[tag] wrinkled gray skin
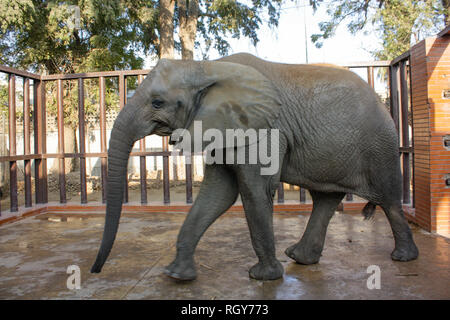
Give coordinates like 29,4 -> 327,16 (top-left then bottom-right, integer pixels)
91,53 -> 418,281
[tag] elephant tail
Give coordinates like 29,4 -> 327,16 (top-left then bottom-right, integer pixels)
362,202 -> 377,220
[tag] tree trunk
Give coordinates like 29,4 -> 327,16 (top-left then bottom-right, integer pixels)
179,0 -> 199,60
159,0 -> 175,58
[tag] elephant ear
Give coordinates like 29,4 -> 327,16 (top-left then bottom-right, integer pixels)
184,61 -> 282,150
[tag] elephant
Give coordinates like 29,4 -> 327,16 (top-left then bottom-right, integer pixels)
91,53 -> 418,281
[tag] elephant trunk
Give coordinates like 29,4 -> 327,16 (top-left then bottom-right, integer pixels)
91,103 -> 155,273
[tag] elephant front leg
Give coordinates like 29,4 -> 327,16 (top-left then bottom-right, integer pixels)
164,165 -> 239,281
236,167 -> 284,280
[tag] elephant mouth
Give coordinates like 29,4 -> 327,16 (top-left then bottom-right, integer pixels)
153,121 -> 174,136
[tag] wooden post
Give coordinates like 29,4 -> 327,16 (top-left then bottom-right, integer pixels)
399,61 -> 411,204
138,75 -> 148,204
78,78 -> 87,204
23,78 -> 32,207
99,77 -> 107,203
162,137 -> 170,204
57,79 -> 66,203
8,74 -> 18,211
118,74 -> 129,203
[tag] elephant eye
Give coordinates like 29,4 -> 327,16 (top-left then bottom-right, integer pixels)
152,98 -> 164,109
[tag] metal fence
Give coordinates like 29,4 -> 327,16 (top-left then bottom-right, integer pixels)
0,57 -> 414,215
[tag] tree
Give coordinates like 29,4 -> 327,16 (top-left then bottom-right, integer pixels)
310,0 -> 447,60
159,0 -> 176,58
1,0 -> 287,173
155,0 -> 285,60
0,0 -> 159,172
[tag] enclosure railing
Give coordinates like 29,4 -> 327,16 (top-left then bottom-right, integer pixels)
0,57 -> 414,216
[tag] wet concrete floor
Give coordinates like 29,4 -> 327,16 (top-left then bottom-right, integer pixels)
0,210 -> 449,299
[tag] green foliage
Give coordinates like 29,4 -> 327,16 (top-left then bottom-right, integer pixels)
0,1 -> 153,131
0,0 -> 157,73
310,0 -> 447,60
0,84 -> 8,114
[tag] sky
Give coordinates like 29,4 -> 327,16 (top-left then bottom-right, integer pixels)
198,1 -> 383,65
145,1 -> 388,92
143,1 -> 384,66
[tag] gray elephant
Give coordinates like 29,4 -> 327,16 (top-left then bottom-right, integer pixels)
91,53 -> 418,281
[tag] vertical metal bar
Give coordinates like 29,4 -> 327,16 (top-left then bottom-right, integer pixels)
277,183 -> 284,203
23,78 -> 32,207
57,79 -> 66,203
99,76 -> 107,203
78,78 -> 87,204
118,74 -> 129,203
162,137 -> 170,204
33,79 -> 47,204
299,188 -> 306,203
185,154 -> 193,204
400,60 -> 411,204
138,75 -> 147,204
8,74 -> 18,211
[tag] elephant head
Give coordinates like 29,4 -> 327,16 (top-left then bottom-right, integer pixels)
90,58 -> 281,273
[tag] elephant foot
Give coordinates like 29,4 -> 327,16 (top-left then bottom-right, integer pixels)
249,259 -> 284,280
391,242 -> 419,262
285,242 -> 322,265
163,258 -> 197,281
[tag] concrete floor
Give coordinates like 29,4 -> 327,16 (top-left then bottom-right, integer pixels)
0,210 -> 449,300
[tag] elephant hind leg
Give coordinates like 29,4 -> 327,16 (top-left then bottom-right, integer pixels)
381,202 -> 418,261
285,191 -> 345,264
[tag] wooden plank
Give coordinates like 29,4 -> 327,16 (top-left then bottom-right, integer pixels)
437,24 -> 450,37
341,61 -> 391,68
400,61 -> 411,204
162,137 -> 170,204
99,77 -> 107,204
57,79 -> 66,203
0,151 -> 175,162
389,64 -> 400,131
0,65 -> 40,80
400,61 -> 410,148
8,74 -> 18,212
78,78 -> 87,204
367,66 -> 374,88
33,80 -> 44,204
390,50 -> 411,66
41,69 -> 151,81
277,183 -> 284,203
119,74 -> 129,203
185,154 -> 193,204
23,78 -> 32,207
300,188 -> 306,203
137,75 -> 147,204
